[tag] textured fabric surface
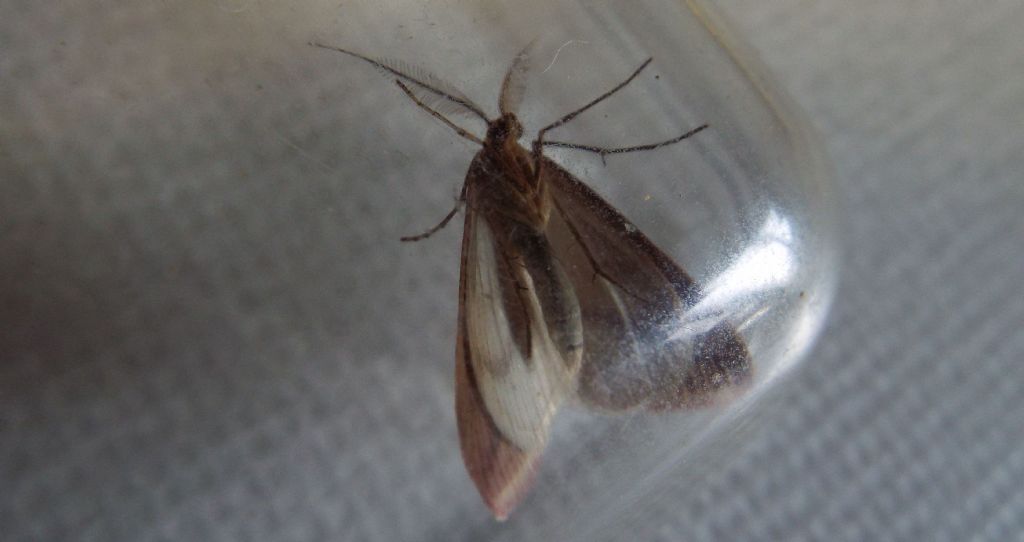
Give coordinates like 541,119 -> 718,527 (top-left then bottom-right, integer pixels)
3,1 -> 1023,541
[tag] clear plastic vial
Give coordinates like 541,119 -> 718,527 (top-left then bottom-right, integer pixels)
318,0 -> 838,539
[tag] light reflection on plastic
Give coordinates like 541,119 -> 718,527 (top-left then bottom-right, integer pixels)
707,208 -> 796,299
671,208 -> 797,341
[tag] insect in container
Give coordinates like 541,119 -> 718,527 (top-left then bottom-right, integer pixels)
313,41 -> 751,520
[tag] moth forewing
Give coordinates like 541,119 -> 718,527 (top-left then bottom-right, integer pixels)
462,214 -> 580,452
454,233 -> 541,521
541,158 -> 751,410
456,188 -> 581,520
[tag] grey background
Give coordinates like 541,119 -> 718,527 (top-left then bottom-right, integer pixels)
3,0 -> 1023,540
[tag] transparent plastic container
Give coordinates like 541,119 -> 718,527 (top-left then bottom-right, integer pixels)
314,0 -> 838,539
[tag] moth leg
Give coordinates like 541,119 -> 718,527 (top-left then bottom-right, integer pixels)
531,58 -> 653,181
400,205 -> 461,242
540,123 -> 708,165
401,182 -> 469,242
394,80 -> 484,145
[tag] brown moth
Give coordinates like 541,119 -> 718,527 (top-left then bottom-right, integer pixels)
313,42 -> 751,520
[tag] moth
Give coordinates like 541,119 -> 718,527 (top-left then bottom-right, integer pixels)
313,42 -> 751,519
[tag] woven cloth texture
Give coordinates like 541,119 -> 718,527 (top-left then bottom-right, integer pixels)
2,1 -> 1022,540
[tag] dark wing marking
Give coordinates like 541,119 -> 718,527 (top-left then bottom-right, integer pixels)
541,158 -> 751,411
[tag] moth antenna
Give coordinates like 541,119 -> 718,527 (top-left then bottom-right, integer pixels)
531,58 -> 653,181
311,41 -> 490,123
394,80 -> 484,145
499,40 -> 537,115
542,123 -> 709,162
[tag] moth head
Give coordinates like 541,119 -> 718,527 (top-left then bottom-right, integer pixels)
486,113 -> 524,145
